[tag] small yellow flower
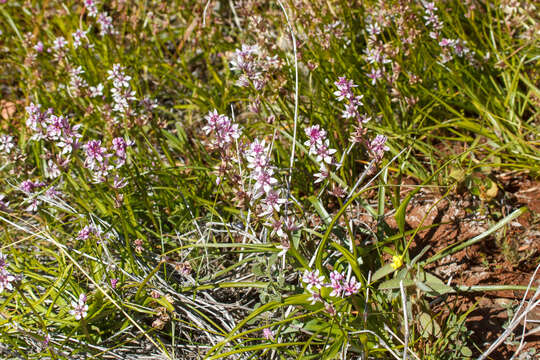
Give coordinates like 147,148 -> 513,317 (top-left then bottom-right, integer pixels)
391,255 -> 403,270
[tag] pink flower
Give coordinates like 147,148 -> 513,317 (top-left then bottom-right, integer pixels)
262,327 -> 274,340
307,290 -> 323,305
202,110 -> 221,134
0,252 -> 15,293
261,189 -> 286,215
216,119 -> 240,146
314,165 -> 329,183
84,0 -> 99,17
230,44 -> 259,74
302,269 -> 325,291
90,160 -> 113,183
0,135 -> 15,154
97,12 -> 115,36
203,110 -> 241,148
24,198 -> 41,212
314,140 -> 337,165
46,115 -> 63,140
46,159 -> 61,179
72,29 -> 88,48
252,168 -> 278,194
77,225 -> 98,240
267,219 -> 285,238
112,137 -> 129,166
52,36 -> 67,51
305,125 -> 337,178
0,252 -> 7,269
246,143 -> 270,170
328,271 -> 345,297
33,41 -> 44,52
110,278 -> 118,289
365,47 -> 386,64
358,114 -> 372,124
107,64 -> 131,88
368,135 -> 389,161
0,268 -> 15,293
325,304 -> 337,316
45,187 -> 60,199
342,276 -> 361,296
304,125 -> 327,147
367,68 -> 383,85
112,176 -> 128,189
69,293 -> 89,320
333,76 -> 358,102
439,38 -> 452,47
342,103 -> 359,119
366,23 -> 381,36
20,180 -> 38,193
422,1 -> 438,13
84,140 -> 108,168
89,83 -> 104,97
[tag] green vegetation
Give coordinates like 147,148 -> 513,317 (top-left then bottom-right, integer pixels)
0,0 -> 538,359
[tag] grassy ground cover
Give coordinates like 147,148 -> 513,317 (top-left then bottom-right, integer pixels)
0,0 -> 539,359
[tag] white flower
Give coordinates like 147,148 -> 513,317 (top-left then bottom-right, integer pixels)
89,83 -> 104,98
69,294 -> 89,320
0,135 -> 15,154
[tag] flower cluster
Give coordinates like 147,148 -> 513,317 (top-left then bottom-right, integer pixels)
69,293 -> 89,320
421,2 -> 475,64
48,35 -> 68,61
302,269 -> 361,305
334,77 -> 365,120
202,110 -> 241,150
33,41 -> 44,53
77,225 -> 101,240
368,134 -> 390,162
422,1 -> 443,35
26,102 -> 82,157
0,252 -> 15,294
97,12 -> 115,36
362,24 -> 392,87
245,139 -> 287,216
230,44 -> 279,91
332,77 -> 390,163
438,37 -> 473,64
19,179 -> 46,212
52,36 -> 68,52
83,1 -> 116,36
69,66 -> 88,96
72,28 -> 89,49
83,0 -> 99,17
304,125 -> 337,183
230,44 -> 265,90
83,137 -> 131,183
262,327 -> 274,340
107,64 -> 136,115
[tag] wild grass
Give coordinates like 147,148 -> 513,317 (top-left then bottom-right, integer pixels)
0,0 -> 538,359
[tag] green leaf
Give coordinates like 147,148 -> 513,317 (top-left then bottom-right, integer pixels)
418,312 -> 441,338
395,188 -> 419,235
330,243 -> 363,283
461,346 -> 473,357
308,196 -> 331,225
422,272 -> 454,295
378,278 -> 415,290
371,263 -> 396,283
